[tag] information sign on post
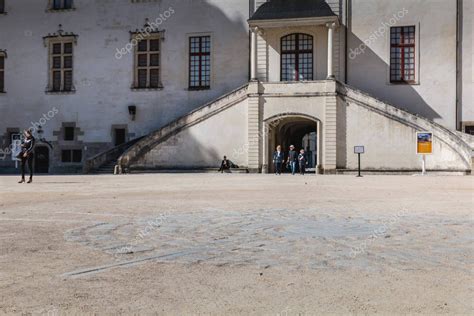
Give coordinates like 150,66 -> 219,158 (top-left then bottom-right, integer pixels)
354,146 -> 365,177
416,132 -> 433,175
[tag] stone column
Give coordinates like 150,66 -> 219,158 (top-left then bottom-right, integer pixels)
247,81 -> 261,172
326,22 -> 336,79
322,80 -> 337,173
250,27 -> 258,80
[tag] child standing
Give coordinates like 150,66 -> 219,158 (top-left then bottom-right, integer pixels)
298,149 -> 307,175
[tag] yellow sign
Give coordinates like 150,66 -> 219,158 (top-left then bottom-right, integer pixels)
417,132 -> 433,154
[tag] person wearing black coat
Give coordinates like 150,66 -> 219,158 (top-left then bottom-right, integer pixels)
298,149 -> 307,175
272,145 -> 284,175
18,129 -> 35,184
218,155 -> 239,173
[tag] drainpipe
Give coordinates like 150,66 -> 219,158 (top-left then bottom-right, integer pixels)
456,0 -> 463,131
344,0 -> 351,84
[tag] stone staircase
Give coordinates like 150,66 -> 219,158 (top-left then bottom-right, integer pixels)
91,160 -> 118,174
109,80 -> 472,174
117,83 -> 249,173
336,82 -> 473,173
83,136 -> 144,174
454,131 -> 474,173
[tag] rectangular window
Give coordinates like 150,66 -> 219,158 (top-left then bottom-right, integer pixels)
465,125 -> 474,135
52,0 -> 73,10
134,37 -> 161,89
0,55 -> 4,92
61,149 -> 82,163
64,127 -> 74,141
281,33 -> 313,81
61,150 -> 71,162
390,26 -> 416,83
189,36 -> 211,90
72,149 -> 82,162
0,0 -> 5,13
114,128 -> 126,146
49,41 -> 73,92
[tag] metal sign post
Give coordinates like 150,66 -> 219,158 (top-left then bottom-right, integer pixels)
354,146 -> 365,177
421,155 -> 426,175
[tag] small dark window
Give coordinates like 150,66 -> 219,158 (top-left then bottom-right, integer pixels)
52,43 -> 61,54
52,71 -> 61,91
52,0 -> 72,10
72,149 -> 82,162
61,150 -> 71,162
0,55 -> 4,92
64,127 -> 74,141
189,36 -> 211,90
465,125 -> 474,135
114,128 -> 126,146
390,26 -> 416,83
61,149 -> 81,163
0,0 -> 5,13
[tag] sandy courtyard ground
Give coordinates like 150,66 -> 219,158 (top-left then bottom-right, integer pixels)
0,173 -> 472,315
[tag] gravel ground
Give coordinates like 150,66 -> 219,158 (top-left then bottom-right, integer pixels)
0,173 -> 472,314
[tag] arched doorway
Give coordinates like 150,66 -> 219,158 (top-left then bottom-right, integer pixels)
34,146 -> 49,174
265,115 -> 321,173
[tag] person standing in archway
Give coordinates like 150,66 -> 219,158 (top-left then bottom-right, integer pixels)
287,145 -> 297,175
298,149 -> 307,175
272,145 -> 284,175
18,129 -> 35,184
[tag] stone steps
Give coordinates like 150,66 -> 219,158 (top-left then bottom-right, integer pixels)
129,168 -> 250,174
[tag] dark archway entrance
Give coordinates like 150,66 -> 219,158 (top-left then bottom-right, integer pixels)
266,116 -> 320,173
34,146 -> 49,174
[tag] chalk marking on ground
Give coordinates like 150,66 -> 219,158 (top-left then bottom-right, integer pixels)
54,211 -> 134,218
0,218 -> 89,223
62,250 -> 196,278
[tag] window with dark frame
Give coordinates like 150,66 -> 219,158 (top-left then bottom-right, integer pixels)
465,125 -> 474,135
61,149 -> 82,163
50,41 -> 73,92
0,0 -> 5,14
134,38 -> 160,89
0,55 -> 4,92
64,127 -> 74,141
189,36 -> 211,90
281,33 -> 313,82
52,0 -> 73,10
390,26 -> 416,83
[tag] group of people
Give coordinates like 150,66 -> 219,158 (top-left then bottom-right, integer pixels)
17,129 -> 309,180
273,145 -> 308,175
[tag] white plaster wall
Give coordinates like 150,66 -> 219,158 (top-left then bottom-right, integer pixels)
138,98 -> 248,168
0,0 -> 250,145
347,0 -> 458,129
262,96 -> 326,122
344,100 -> 469,170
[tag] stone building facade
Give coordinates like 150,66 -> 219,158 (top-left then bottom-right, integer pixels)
0,0 -> 472,174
